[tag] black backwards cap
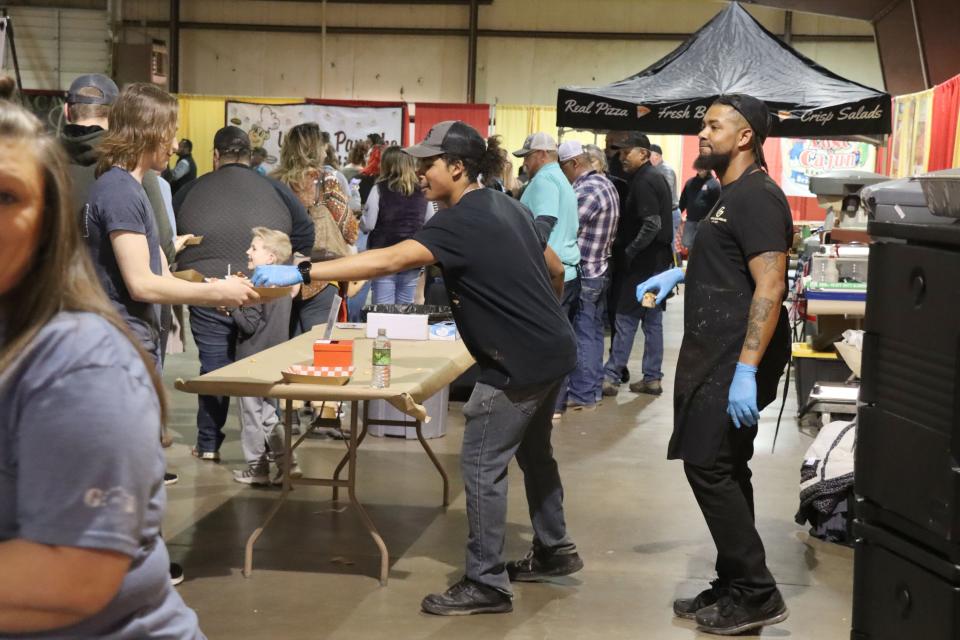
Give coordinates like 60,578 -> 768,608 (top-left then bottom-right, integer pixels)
404,120 -> 486,161
714,93 -> 772,168
66,74 -> 119,105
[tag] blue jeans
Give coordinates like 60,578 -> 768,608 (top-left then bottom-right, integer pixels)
371,267 -> 421,304
553,276 -> 581,412
189,305 -> 237,453
347,231 -> 372,321
567,275 -> 608,406
603,307 -> 664,385
462,380 -> 575,594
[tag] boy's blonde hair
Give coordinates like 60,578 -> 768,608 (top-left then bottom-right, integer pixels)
251,227 -> 293,264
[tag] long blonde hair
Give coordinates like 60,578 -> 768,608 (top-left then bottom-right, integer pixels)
0,101 -> 167,422
378,145 -> 418,196
96,83 -> 178,176
271,122 -> 325,193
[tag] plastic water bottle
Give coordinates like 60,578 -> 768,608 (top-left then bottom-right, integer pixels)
372,328 -> 391,388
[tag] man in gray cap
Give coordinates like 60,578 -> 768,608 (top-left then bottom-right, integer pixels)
514,132 -> 581,418
637,94 -> 791,635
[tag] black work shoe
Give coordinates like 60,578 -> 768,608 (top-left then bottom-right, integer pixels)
673,579 -> 727,619
506,547 -> 584,582
629,379 -> 663,395
601,380 -> 619,397
695,591 -> 789,636
421,577 -> 513,616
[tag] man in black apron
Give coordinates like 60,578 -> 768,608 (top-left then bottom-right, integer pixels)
637,94 -> 792,636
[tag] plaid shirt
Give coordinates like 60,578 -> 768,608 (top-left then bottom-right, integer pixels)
573,170 -> 620,279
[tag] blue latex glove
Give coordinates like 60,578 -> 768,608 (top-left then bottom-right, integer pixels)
636,267 -> 685,305
251,265 -> 303,287
727,362 -> 759,429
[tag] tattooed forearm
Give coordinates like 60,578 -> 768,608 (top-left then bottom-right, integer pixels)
744,297 -> 776,351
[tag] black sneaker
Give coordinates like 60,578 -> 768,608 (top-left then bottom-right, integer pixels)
421,577 -> 513,616
695,591 -> 789,636
170,562 -> 184,587
506,546 -> 584,582
163,472 -> 179,486
673,579 -> 727,619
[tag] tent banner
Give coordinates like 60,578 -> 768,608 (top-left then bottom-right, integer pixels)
779,139 -> 877,197
225,100 -> 404,169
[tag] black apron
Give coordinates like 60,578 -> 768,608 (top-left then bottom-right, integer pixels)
667,167 -> 790,467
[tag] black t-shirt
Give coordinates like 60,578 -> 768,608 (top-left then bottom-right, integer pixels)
84,168 -> 163,353
686,168 -> 793,295
680,174 -> 722,223
413,189 -> 576,390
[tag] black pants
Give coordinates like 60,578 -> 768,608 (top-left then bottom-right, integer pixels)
683,426 -> 778,603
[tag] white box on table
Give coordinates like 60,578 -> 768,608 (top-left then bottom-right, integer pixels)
367,386 -> 448,440
365,313 -> 429,340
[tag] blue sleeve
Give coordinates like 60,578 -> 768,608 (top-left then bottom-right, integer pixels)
96,191 -> 148,237
520,178 -> 560,220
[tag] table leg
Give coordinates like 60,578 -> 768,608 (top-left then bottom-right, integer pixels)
345,400 -> 390,585
415,421 -> 449,507
243,399 -> 294,577
333,401 -> 370,503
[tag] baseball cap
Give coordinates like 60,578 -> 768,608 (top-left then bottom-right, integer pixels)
66,74 -> 119,105
714,94 -> 771,143
213,126 -> 251,154
558,140 -> 584,162
404,120 -> 486,160
608,131 -> 651,151
649,144 -> 663,155
513,132 -> 558,157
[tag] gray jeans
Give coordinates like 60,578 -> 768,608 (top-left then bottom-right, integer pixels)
236,396 -> 294,468
462,379 -> 575,594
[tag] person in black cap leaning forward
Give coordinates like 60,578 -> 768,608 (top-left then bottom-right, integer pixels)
637,94 -> 792,635
252,121 -> 583,615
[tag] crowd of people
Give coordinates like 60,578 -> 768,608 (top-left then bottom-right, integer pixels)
0,69 -> 791,637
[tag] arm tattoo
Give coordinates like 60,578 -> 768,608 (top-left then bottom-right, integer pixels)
756,251 -> 784,275
744,297 -> 776,351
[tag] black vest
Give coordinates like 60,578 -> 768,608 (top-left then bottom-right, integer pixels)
367,183 -> 427,250
171,153 -> 197,194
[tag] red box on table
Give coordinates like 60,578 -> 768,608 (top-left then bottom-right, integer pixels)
313,340 -> 354,369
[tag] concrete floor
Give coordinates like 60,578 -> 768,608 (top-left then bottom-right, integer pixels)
160,296 -> 853,639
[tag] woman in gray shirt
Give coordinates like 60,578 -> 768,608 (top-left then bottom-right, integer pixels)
0,99 -> 203,637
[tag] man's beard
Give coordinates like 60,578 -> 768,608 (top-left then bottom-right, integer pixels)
697,148 -> 731,175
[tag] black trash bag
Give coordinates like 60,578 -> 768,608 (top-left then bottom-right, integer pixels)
361,304 -> 453,324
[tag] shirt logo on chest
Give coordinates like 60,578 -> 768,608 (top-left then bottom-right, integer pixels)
709,205 -> 728,224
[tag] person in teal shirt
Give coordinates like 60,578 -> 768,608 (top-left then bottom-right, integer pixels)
514,132 -> 581,419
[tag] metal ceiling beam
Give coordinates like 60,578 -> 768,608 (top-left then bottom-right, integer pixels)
120,20 -> 874,42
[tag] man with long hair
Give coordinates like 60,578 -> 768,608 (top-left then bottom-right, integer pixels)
638,94 -> 792,635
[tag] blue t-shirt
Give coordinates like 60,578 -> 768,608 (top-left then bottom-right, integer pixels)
0,311 -> 203,638
520,162 -> 581,282
84,167 -> 163,354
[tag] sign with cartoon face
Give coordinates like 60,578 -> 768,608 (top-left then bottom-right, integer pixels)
780,139 -> 877,197
226,101 -> 404,171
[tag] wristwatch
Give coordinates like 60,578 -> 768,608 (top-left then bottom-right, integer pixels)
296,260 -> 312,285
